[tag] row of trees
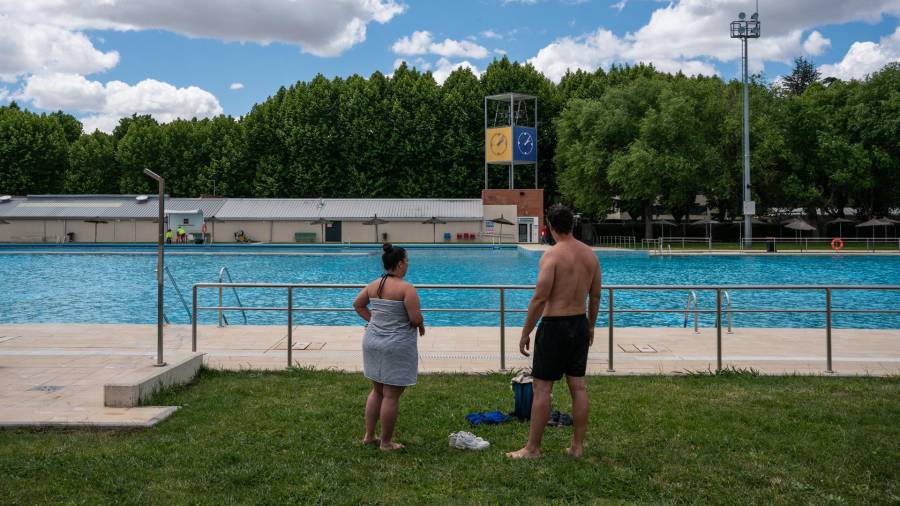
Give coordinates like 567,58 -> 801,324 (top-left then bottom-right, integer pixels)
1,57 -> 898,235
557,59 -> 900,235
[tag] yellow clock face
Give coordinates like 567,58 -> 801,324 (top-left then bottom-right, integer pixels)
486,127 -> 512,162
490,132 -> 507,155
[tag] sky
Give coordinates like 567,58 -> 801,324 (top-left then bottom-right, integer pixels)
1,0 -> 898,133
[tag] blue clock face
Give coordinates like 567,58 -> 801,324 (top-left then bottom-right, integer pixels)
517,131 -> 534,155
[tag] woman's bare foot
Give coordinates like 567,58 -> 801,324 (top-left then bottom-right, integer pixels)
505,447 -> 541,459
361,437 -> 380,446
565,446 -> 583,458
379,441 -> 405,451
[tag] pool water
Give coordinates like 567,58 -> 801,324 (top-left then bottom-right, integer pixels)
1,246 -> 898,328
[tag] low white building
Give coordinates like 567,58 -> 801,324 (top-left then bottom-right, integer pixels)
0,194 -> 534,244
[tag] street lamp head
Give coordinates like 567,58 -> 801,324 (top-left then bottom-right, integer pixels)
738,11 -> 746,19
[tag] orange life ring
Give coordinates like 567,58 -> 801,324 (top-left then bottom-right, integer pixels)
201,223 -> 208,234
831,237 -> 844,251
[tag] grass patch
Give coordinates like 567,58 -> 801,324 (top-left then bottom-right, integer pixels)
1,369 -> 898,504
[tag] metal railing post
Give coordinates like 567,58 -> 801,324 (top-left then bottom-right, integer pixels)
499,288 -> 506,371
826,288 -> 833,374
716,288 -> 723,372
218,286 -> 224,327
192,284 -> 198,352
287,287 -> 293,368
607,288 -> 615,373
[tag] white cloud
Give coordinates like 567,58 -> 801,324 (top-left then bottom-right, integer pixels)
820,27 -> 900,80
0,87 -> 9,102
481,30 -> 502,39
528,28 -> 630,82
803,30 -> 831,55
432,58 -> 481,84
0,0 -> 406,57
392,31 -> 434,55
19,73 -> 223,133
529,0 -> 900,82
0,17 -> 119,82
611,0 -> 627,11
502,0 -> 538,4
229,82 -> 244,90
392,31 -> 489,59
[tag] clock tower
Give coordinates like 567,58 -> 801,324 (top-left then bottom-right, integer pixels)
484,93 -> 538,190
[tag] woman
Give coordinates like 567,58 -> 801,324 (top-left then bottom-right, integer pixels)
353,243 -> 425,451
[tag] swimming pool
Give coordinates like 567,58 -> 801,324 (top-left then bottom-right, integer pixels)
1,245 -> 898,328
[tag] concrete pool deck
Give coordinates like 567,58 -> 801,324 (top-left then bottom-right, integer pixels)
1,324 -> 898,428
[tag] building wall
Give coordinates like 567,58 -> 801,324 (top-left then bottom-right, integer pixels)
213,221 -> 272,243
272,221 -> 321,242
481,189 -> 544,222
0,218 -> 488,243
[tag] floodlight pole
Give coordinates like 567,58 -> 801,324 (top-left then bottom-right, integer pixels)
731,11 -> 760,248
143,168 -> 166,367
742,35 -> 751,247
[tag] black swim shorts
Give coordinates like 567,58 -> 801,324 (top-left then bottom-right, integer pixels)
532,314 -> 591,381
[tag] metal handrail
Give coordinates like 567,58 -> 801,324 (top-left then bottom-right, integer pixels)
683,290 -> 699,333
162,265 -> 192,322
217,266 -> 248,326
723,290 -> 733,334
190,283 -> 900,373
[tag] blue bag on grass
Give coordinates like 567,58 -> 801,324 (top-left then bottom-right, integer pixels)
511,371 -> 534,421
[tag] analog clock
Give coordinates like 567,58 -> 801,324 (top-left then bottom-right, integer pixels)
517,131 -> 534,155
490,132 -> 508,155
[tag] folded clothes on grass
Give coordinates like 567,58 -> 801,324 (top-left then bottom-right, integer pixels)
465,411 -> 512,426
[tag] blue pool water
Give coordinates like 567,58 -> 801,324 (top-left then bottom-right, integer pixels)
1,245 -> 898,328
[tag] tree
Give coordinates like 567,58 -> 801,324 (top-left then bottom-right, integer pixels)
64,131 -> 117,193
0,105 -> 69,194
782,56 -> 821,96
115,115 -> 162,194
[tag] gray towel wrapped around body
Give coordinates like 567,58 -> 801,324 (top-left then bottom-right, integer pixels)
363,298 -> 418,387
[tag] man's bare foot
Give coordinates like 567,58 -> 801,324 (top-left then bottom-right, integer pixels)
379,441 -> 405,451
505,447 -> 541,459
565,446 -> 583,458
361,437 -> 379,446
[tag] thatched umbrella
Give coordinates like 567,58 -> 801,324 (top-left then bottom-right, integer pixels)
856,218 -> 890,239
785,219 -> 816,239
84,218 -> 109,243
309,217 -> 330,243
827,217 -> 855,237
652,219 -> 676,239
690,217 -> 720,241
490,214 -> 515,244
422,216 -> 446,243
363,214 -> 389,243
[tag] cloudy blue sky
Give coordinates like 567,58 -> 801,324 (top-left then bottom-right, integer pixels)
1,0 -> 897,132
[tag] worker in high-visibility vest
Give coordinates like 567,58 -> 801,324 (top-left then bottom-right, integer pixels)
165,228 -> 173,244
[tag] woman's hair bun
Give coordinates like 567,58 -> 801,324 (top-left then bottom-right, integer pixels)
382,243 -> 393,252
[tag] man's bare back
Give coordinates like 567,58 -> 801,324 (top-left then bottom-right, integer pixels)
541,238 -> 600,317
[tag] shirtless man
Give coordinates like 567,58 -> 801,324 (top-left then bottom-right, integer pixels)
506,204 -> 601,459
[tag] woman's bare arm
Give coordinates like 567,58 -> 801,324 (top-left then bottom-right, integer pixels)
352,286 -> 371,322
403,284 -> 425,335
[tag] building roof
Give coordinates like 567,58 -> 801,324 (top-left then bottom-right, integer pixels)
0,195 -> 226,220
215,198 -> 483,221
0,195 -> 484,221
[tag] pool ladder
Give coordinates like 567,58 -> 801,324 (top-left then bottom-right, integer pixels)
160,265 -> 192,325
683,290 -> 732,334
217,266 -> 248,327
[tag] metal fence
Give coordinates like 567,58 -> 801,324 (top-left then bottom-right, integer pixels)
190,283 -> 900,373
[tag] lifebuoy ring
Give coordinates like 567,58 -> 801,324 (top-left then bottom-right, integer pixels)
831,237 -> 844,251
201,223 -> 208,234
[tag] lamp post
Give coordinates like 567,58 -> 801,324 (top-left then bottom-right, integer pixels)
730,9 -> 760,247
143,169 -> 166,367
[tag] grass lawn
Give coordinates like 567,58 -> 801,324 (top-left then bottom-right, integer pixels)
2,369 -> 898,505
